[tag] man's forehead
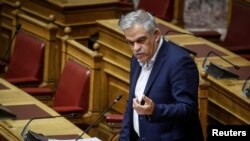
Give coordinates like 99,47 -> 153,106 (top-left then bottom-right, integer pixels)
124,26 -> 148,41
126,35 -> 146,42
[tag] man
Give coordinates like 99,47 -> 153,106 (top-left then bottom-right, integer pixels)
118,10 -> 203,141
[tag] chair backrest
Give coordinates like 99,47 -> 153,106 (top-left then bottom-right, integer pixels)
5,31 -> 45,81
137,0 -> 174,21
223,0 -> 250,47
53,59 -> 90,113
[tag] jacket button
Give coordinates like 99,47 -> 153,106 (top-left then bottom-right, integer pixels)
140,137 -> 145,140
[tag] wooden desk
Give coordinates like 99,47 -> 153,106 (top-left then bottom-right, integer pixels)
0,78 -> 89,140
197,57 -> 250,124
2,0 -> 126,39
167,33 -> 250,124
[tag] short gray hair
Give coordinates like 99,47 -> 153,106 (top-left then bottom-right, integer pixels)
118,10 -> 158,35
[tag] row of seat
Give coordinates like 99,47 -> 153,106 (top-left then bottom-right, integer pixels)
0,31 -> 91,124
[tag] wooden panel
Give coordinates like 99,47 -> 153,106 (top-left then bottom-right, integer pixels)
198,79 -> 209,139
208,101 -> 247,124
0,122 -> 20,141
97,27 -> 131,115
208,78 -> 250,124
105,68 -> 129,113
172,0 -> 185,27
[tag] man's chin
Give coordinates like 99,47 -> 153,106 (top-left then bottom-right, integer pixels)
135,55 -> 147,62
138,59 -> 147,63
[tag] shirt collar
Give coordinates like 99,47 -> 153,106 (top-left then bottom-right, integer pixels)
138,37 -> 163,69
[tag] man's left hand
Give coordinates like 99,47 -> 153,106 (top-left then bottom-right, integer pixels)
133,95 -> 154,115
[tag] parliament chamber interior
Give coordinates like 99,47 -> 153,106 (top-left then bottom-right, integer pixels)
0,0 -> 249,141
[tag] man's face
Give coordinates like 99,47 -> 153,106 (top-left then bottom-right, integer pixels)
124,24 -> 160,63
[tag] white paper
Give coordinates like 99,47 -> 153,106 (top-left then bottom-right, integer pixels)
48,137 -> 101,141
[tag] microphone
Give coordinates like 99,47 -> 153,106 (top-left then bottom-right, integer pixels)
21,115 -> 63,141
1,23 -> 22,63
202,51 -> 240,79
242,75 -> 250,98
76,94 -> 123,141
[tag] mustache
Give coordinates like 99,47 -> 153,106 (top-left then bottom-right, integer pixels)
134,50 -> 145,55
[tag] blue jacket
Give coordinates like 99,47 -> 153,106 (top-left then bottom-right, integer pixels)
119,39 -> 204,141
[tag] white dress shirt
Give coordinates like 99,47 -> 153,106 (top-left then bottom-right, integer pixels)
133,37 -> 163,136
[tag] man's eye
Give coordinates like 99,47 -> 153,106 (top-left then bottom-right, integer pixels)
137,38 -> 146,44
127,37 -> 146,46
128,41 -> 134,46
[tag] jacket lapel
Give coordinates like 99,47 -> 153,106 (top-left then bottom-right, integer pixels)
144,40 -> 168,96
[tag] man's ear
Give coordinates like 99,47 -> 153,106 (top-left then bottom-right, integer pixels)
154,28 -> 161,43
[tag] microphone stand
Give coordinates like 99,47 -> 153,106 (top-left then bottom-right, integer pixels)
202,51 -> 240,79
0,23 -> 22,64
76,94 -> 123,141
21,115 -> 62,139
242,75 -> 250,98
202,51 -> 240,70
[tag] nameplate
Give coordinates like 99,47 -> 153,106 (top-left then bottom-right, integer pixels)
5,104 -> 51,120
227,66 -> 250,80
48,134 -> 80,139
183,44 -> 227,58
158,23 -> 180,35
0,83 -> 8,90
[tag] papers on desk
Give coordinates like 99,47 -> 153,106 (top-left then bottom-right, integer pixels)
49,137 -> 101,141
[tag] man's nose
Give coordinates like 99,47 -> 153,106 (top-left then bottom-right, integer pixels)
133,42 -> 140,51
